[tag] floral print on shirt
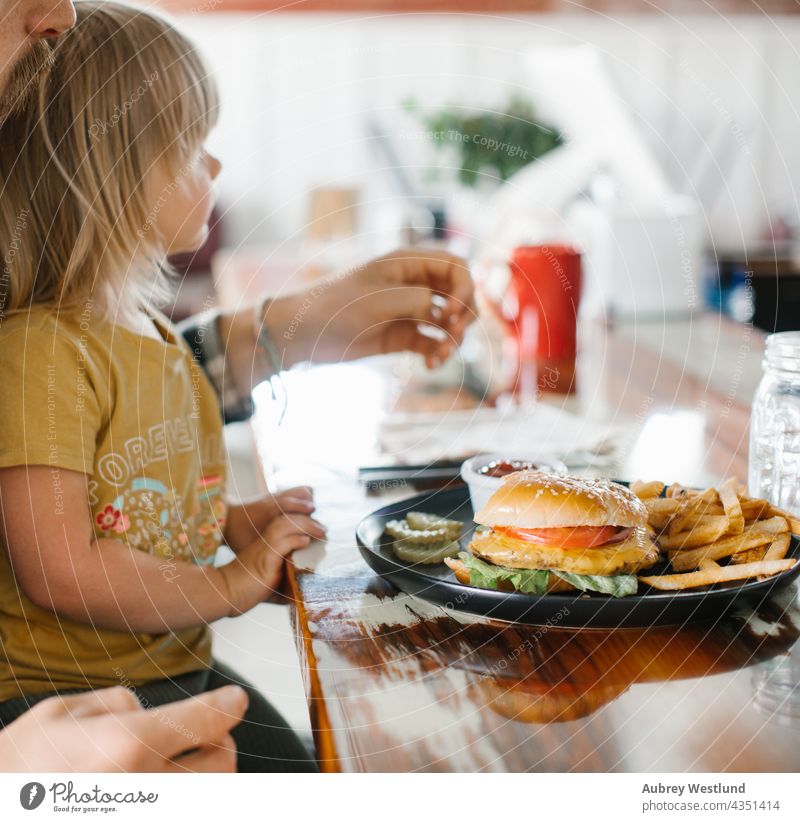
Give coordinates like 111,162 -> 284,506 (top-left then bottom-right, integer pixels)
93,475 -> 226,565
95,504 -> 130,534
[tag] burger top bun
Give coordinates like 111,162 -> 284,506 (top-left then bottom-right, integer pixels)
474,471 -> 648,530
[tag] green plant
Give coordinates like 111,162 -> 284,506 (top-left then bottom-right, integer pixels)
405,95 -> 563,187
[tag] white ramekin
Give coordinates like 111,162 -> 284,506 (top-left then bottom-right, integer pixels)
460,453 -> 568,515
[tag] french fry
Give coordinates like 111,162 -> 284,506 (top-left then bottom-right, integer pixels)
659,515 -> 730,549
718,477 -> 744,534
689,514 -> 735,528
668,488 -> 718,536
642,496 -> 680,533
669,517 -> 788,571
631,480 -> 665,500
647,513 -> 672,531
640,559 -> 797,590
728,545 -> 768,565
644,497 -> 682,515
666,483 -> 691,499
635,478 -> 796,590
669,512 -> 741,535
742,515 -> 790,535
767,504 -> 800,536
764,532 -> 791,561
662,498 -> 769,520
740,498 -> 772,521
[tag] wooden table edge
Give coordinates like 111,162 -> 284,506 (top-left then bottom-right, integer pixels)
286,563 -> 343,773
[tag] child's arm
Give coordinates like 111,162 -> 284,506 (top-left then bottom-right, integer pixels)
0,465 -> 317,633
224,486 -> 325,553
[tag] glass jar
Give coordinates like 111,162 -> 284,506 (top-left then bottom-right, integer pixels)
749,332 -> 800,513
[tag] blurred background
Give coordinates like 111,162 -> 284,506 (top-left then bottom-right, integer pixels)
161,0 -> 800,333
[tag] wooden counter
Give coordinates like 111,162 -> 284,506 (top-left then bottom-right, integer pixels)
251,313 -> 800,772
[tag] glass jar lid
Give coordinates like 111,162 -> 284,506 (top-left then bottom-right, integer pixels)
765,331 -> 800,373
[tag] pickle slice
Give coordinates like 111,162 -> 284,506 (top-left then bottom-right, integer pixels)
384,519 -> 450,545
391,539 -> 461,565
383,512 -> 464,565
406,511 -> 462,540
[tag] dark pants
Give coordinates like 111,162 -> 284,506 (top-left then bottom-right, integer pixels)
0,660 -> 318,773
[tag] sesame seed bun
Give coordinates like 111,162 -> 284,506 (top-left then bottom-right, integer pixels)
474,471 -> 648,530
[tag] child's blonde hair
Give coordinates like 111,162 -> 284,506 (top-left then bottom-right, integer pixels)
0,1 -> 219,320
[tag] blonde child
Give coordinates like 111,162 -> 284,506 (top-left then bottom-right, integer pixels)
0,1 -> 323,772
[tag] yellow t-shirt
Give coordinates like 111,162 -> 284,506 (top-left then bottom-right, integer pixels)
0,306 -> 227,701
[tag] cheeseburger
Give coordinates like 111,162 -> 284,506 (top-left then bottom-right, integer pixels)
445,471 -> 659,597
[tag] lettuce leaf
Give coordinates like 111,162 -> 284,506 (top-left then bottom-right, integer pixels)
457,552 -> 638,598
459,552 -> 550,594
552,570 -> 638,598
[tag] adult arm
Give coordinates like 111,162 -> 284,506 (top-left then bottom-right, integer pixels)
183,248 -> 475,409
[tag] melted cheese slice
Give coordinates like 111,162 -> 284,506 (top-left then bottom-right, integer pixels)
469,526 -> 659,576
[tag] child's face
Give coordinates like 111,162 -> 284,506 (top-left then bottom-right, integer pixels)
147,147 -> 221,255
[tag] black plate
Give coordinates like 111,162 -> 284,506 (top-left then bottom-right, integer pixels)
355,485 -> 800,627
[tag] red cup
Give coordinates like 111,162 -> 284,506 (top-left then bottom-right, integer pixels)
507,245 -> 582,395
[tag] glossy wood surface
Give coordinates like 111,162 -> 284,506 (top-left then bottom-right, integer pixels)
255,314 -> 800,772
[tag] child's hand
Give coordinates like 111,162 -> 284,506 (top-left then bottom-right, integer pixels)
223,486 -> 316,554
268,486 -> 315,518
220,511 -> 326,616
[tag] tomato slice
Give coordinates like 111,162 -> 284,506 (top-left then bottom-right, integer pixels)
495,525 -> 622,549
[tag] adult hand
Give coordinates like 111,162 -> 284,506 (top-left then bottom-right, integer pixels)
222,248 -> 476,394
287,249 -> 476,367
0,685 -> 247,772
